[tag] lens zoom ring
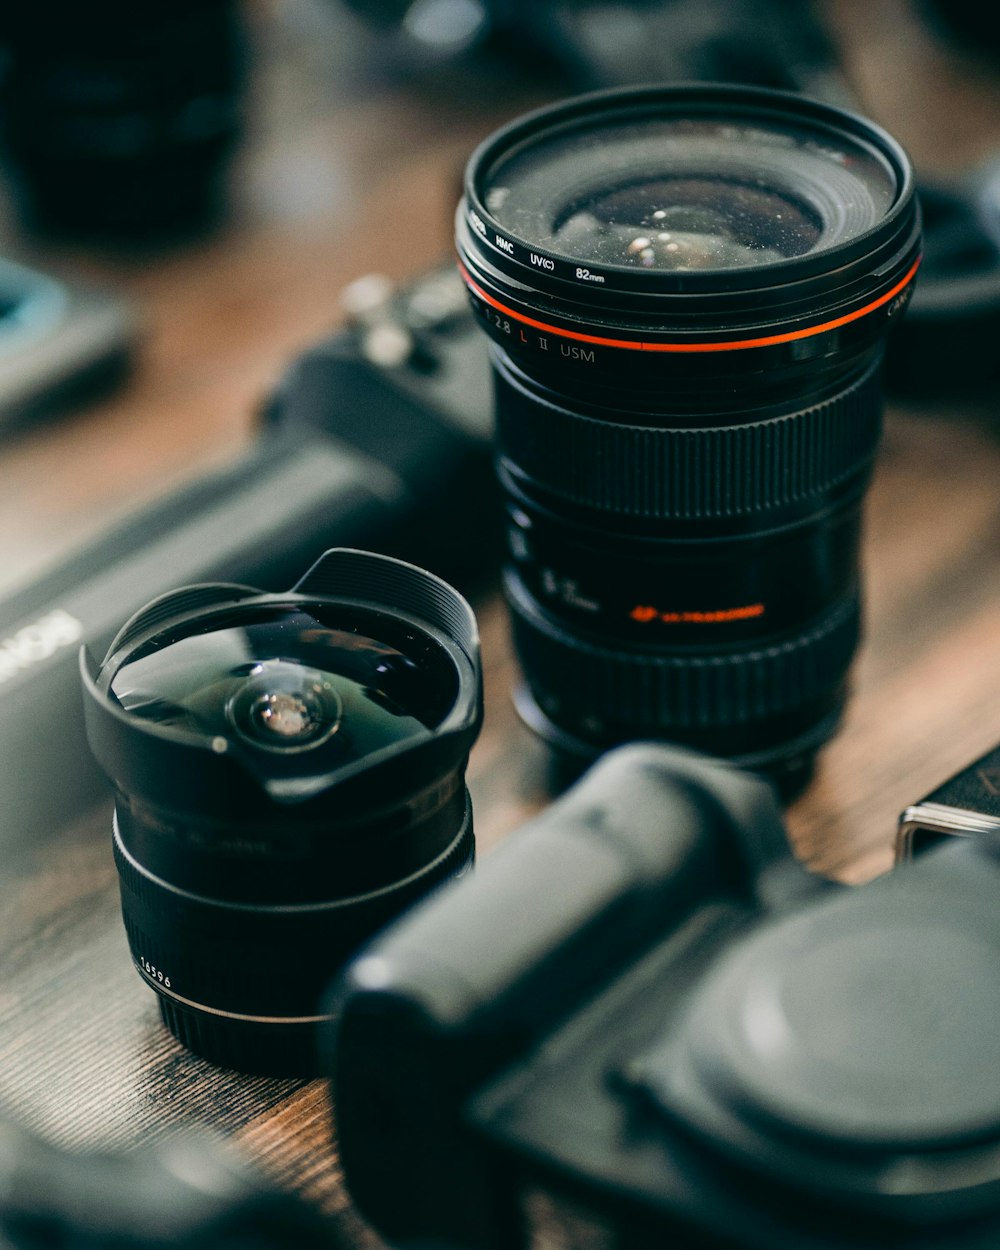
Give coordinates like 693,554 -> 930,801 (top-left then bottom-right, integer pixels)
507,576 -> 861,729
496,359 -> 882,520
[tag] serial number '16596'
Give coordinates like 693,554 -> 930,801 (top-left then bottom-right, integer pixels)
140,957 -> 172,988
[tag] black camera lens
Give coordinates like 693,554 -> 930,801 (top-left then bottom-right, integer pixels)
457,84 -> 920,782
0,1 -> 246,239
81,549 -> 481,1076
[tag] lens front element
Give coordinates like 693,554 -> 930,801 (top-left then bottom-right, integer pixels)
486,113 -> 895,273
109,604 -> 455,764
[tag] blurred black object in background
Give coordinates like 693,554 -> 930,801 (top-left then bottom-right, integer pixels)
0,1 -> 247,241
343,0 -> 849,99
918,0 -> 1000,59
897,736 -> 1000,861
0,1121 -> 341,1248
884,166 -> 1000,399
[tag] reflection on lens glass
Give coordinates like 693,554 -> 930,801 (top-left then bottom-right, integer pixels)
110,605 -> 456,762
226,660 -> 344,752
484,116 -> 895,271
554,177 -> 821,270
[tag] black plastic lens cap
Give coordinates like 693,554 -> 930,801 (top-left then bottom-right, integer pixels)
686,915 -> 1000,1147
631,845 -> 1000,1217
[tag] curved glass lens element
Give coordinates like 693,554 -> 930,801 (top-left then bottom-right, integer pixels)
483,115 -> 896,271
110,604 -> 457,762
226,661 -> 343,752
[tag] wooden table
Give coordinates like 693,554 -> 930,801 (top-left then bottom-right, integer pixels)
0,0 -> 999,1244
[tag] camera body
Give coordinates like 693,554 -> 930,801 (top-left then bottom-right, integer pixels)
331,744 -> 1000,1249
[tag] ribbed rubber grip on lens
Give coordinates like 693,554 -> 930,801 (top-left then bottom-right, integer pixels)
505,571 -> 861,732
495,357 -> 882,520
293,548 -> 479,661
157,998 -> 320,1077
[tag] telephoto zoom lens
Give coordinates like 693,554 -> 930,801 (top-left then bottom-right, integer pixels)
81,548 -> 481,1076
457,84 -> 920,787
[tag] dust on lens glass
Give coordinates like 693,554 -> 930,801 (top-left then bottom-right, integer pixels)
551,176 -> 821,270
484,115 -> 897,272
109,605 -> 456,762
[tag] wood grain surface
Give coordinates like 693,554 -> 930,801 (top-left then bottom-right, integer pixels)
0,0 -> 999,1243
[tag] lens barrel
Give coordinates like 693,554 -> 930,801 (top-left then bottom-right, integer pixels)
457,84 -> 920,779
81,549 -> 481,1076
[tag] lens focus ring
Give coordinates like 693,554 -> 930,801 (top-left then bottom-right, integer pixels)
506,569 -> 861,733
496,356 -> 883,521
